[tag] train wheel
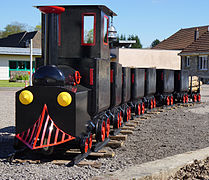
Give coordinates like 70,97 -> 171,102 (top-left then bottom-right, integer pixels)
150,99 -> 153,109
128,107 -> 131,120
182,95 -> 186,103
141,102 -> 145,114
185,95 -> 189,103
197,94 -> 201,102
138,104 -> 141,115
80,136 -> 89,154
154,98 -> 156,108
119,111 -> 122,127
135,104 -> 141,116
88,133 -> 93,149
96,120 -> 106,142
126,108 -> 129,121
166,96 -> 170,106
170,96 -> 173,105
193,94 -> 197,102
123,108 -> 128,122
105,118 -> 110,138
113,112 -> 120,129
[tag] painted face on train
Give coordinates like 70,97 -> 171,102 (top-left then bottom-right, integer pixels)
15,65 -> 80,150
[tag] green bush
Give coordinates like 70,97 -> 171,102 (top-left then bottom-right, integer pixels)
14,74 -> 29,80
15,75 -> 22,80
23,74 -> 29,80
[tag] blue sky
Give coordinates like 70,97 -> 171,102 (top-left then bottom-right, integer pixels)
1,0 -> 209,47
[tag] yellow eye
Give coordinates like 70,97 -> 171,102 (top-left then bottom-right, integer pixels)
19,90 -> 33,105
57,92 -> 72,107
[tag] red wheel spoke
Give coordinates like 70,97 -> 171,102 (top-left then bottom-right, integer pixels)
89,134 -> 92,149
106,118 -> 110,138
84,138 -> 88,153
102,121 -> 106,141
167,96 -> 170,106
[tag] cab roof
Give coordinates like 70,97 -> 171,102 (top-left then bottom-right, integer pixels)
35,5 -> 117,16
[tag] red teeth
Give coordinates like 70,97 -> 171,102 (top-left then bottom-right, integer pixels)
16,104 -> 75,150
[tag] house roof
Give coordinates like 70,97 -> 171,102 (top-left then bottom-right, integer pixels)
180,31 -> 209,55
153,25 -> 209,50
0,31 -> 39,48
0,47 -> 41,56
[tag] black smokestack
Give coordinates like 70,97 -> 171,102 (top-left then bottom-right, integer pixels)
44,13 -> 58,65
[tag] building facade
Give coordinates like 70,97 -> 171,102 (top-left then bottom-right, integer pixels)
179,30 -> 209,83
0,47 -> 41,80
153,25 -> 209,82
0,31 -> 41,80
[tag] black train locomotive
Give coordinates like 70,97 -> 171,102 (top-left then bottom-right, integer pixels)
14,5 -> 201,158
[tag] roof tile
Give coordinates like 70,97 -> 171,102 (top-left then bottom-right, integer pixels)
153,25 -> 209,50
181,31 -> 209,54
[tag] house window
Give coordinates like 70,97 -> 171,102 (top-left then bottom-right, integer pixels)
9,61 -> 17,69
185,56 -> 190,67
103,16 -> 109,45
81,13 -> 96,46
18,61 -> 25,69
9,61 -> 35,71
199,56 -> 208,70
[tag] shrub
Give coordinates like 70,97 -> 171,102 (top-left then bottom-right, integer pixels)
23,74 -> 29,80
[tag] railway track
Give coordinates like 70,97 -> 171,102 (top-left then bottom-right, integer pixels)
8,101 -> 202,167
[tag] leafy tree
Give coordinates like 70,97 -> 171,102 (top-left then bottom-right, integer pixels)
118,34 -> 142,48
129,35 -> 142,48
116,35 -> 119,41
119,34 -> 126,40
151,39 -> 160,48
0,22 -> 27,38
34,24 -> 41,32
84,29 -> 94,44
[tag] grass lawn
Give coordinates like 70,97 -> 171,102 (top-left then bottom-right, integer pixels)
0,80 -> 25,87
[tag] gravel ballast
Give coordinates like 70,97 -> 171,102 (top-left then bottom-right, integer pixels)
169,158 -> 209,179
0,85 -> 209,179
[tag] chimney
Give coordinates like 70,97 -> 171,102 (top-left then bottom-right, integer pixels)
38,6 -> 65,65
194,28 -> 199,41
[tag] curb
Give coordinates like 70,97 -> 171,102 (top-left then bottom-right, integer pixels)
0,134 -> 15,143
0,87 -> 23,91
92,147 -> 209,180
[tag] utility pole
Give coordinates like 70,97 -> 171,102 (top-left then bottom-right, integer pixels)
29,39 -> 33,86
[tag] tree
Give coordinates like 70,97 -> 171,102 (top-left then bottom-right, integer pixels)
84,29 -> 94,44
34,24 -> 41,32
0,22 -> 27,38
129,35 -> 142,49
118,34 -> 142,48
119,34 -> 126,40
151,39 -> 160,48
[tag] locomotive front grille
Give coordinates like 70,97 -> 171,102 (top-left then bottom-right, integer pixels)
16,104 -> 75,150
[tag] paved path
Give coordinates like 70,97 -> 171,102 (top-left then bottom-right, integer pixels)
94,147 -> 209,180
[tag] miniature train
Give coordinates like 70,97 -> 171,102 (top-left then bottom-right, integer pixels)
14,5 -> 201,160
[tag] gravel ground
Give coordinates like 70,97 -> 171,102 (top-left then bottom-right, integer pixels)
0,90 -> 15,131
0,85 -> 209,179
169,158 -> 209,179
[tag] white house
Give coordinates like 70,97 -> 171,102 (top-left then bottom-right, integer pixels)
0,31 -> 41,80
0,47 -> 41,80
